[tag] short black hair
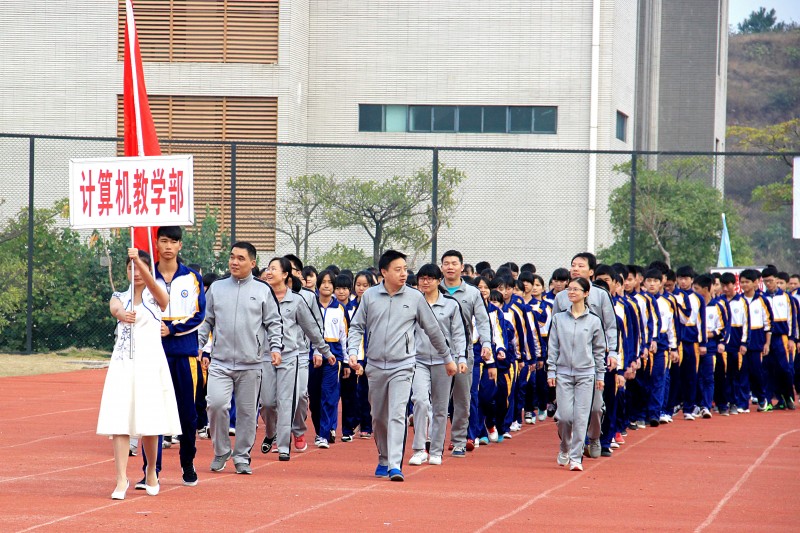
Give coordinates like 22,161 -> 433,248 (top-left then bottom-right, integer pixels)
353,270 -> 377,289
761,266 -> 779,278
406,273 -> 417,287
340,269 -> 354,282
739,269 -> 760,283
324,264 -> 341,276
646,260 -> 669,276
571,252 -> 597,271
471,275 -> 491,288
475,261 -> 491,274
521,262 -> 536,273
489,289 -> 504,305
693,274 -> 713,290
675,265 -> 695,278
283,254 -> 303,271
462,263 -> 475,275
493,275 -> 514,289
441,250 -> 463,264
480,268 -> 495,280
188,263 -> 202,274
378,250 -> 406,272
157,226 -> 182,241
302,266 -> 318,278
594,264 -> 616,279
417,263 -> 443,280
790,274 -> 800,282
644,268 -> 663,281
593,278 -> 609,292
495,266 -> 513,279
665,269 -> 677,282
202,272 -> 219,288
231,241 -> 257,260
506,262 -> 520,274
316,269 -> 336,289
334,274 -> 352,290
550,267 -> 570,282
777,271 -> 790,282
720,272 -> 737,285
518,271 -> 535,284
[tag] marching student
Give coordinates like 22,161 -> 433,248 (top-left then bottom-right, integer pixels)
547,277 -> 607,471
693,274 -> 729,419
551,253 -> 618,460
544,268 -> 570,304
674,266 -> 707,420
351,270 -> 377,439
408,264 -> 465,466
623,265 -> 656,430
761,266 -> 797,410
440,250 -> 492,457
739,269 -> 772,412
644,269 -> 678,425
307,270 -> 347,448
347,250 -> 453,482
719,273 -> 749,414
259,257 -> 333,462
523,273 -> 553,423
199,242 -> 283,475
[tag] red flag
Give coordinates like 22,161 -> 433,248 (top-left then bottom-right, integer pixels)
123,0 -> 161,262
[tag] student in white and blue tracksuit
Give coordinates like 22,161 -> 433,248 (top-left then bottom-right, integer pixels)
547,277 -> 606,471
347,250 -> 452,482
409,264 -> 466,466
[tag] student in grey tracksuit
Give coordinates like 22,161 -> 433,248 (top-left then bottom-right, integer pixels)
260,257 -> 332,460
198,242 -> 283,474
547,277 -> 606,470
347,250 -> 451,481
291,285 -> 325,447
410,265 -> 467,465
440,250 -> 492,454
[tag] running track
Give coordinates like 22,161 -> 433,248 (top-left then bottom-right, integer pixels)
1,369 -> 798,532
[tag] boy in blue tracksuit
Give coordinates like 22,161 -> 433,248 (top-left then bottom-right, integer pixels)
720,272 -> 749,413
739,269 -> 772,411
675,266 -> 707,420
138,226 -> 206,488
693,274 -> 729,418
761,266 -> 797,409
644,269 -> 678,426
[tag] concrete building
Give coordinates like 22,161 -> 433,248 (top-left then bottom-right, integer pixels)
0,0 -> 728,274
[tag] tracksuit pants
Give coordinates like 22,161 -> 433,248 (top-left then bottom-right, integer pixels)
714,351 -> 731,411
340,365 -> 359,437
492,364 -> 515,434
744,349 -> 766,404
696,352 -> 715,410
766,336 -> 794,404
647,350 -> 668,421
207,364 -> 261,466
368,364 -> 414,471
308,361 -> 341,440
260,355 -> 300,455
681,342 -> 700,412
292,355 -> 310,438
411,362 -> 451,457
450,355 -> 474,448
555,374 -> 595,464
468,361 -> 496,440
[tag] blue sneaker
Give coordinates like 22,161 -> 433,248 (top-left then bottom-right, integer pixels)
375,464 -> 389,478
496,435 -> 504,443
451,446 -> 466,458
388,468 -> 404,482
478,437 -> 489,445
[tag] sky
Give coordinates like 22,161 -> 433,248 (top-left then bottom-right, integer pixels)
728,0 -> 800,29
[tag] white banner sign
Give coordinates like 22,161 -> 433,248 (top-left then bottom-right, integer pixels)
794,157 -> 800,239
69,155 -> 193,229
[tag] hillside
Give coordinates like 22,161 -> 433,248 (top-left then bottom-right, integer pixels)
727,30 -> 800,127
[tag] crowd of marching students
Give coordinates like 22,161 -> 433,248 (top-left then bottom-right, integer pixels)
114,226 -> 800,495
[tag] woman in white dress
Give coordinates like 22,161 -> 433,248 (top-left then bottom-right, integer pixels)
97,248 -> 181,499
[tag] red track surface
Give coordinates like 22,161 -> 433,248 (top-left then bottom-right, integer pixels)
1,368 -> 798,532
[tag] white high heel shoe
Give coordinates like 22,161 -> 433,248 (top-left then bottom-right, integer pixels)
111,480 -> 129,500
145,482 -> 160,496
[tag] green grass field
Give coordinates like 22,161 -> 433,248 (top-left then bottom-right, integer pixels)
0,348 -> 110,377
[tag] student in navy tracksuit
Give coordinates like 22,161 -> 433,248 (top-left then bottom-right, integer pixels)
675,266 -> 707,420
350,270 -> 377,438
138,226 -> 206,489
739,269 -> 772,411
523,273 -> 552,423
720,272 -> 749,413
486,289 -> 516,443
693,274 -> 729,418
644,269 -> 678,425
761,266 -> 797,409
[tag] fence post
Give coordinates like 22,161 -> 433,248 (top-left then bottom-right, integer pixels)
26,137 -> 35,354
431,148 -> 439,264
629,152 -> 637,264
230,142 -> 237,245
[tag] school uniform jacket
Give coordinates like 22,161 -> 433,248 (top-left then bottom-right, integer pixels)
155,262 -> 206,357
744,293 -> 772,352
722,293 -> 749,351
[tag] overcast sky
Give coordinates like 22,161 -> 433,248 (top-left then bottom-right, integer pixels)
729,0 -> 800,29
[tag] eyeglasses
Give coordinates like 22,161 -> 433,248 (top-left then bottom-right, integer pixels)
566,287 -> 585,293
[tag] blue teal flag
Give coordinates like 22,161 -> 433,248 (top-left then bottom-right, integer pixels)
717,213 -> 733,268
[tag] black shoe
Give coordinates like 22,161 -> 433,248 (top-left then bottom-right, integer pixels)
621,429 -> 628,436
135,477 -> 147,490
600,447 -> 613,457
546,403 -> 557,418
627,422 -> 638,431
425,440 -> 431,453
182,466 -> 198,486
776,403 -> 786,410
649,419 -> 659,428
261,435 -> 275,454
787,397 -> 796,410
329,430 -> 336,443
278,452 -> 290,462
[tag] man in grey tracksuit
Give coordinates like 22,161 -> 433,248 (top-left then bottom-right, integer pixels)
198,242 -> 283,474
440,251 -> 492,454
551,253 -> 618,458
347,250 -> 451,481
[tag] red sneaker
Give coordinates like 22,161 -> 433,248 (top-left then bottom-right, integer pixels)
294,434 -> 308,452
466,439 -> 475,452
614,432 -> 625,445
448,442 -> 455,451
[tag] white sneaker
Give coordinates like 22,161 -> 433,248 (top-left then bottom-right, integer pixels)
409,450 -> 428,466
229,427 -> 236,436
692,406 -> 702,418
569,461 -> 584,471
510,421 -> 521,432
610,441 -> 620,449
684,413 -> 695,421
315,437 -> 330,449
473,438 -> 480,449
665,415 -> 673,423
428,455 -> 442,465
658,414 -> 670,424
524,412 -> 535,424
502,432 -> 513,439
700,407 -> 712,419
488,427 -> 499,442
537,412 -> 547,421
557,452 -> 569,466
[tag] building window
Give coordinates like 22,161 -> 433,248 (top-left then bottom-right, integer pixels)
117,95 -> 278,251
616,111 -> 628,142
359,105 -> 558,134
118,0 -> 280,64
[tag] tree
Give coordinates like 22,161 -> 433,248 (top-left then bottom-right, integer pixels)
598,159 -> 753,270
269,174 -> 331,264
311,243 -> 373,272
181,206 -> 230,273
737,7 -> 778,34
324,164 -> 466,266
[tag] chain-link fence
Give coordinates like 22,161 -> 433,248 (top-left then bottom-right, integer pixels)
1,132 -> 797,353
